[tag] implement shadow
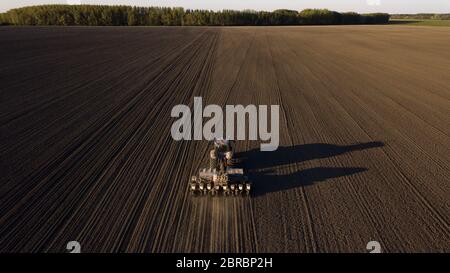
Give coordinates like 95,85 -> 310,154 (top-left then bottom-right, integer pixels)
236,142 -> 384,196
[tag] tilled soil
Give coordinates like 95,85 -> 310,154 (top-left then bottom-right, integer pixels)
0,26 -> 448,253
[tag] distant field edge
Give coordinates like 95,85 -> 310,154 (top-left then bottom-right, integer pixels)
390,19 -> 450,27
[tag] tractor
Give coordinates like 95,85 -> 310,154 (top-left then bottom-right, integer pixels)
190,139 -> 251,195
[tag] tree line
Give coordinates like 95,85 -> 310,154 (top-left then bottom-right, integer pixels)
0,5 -> 390,26
390,14 -> 450,20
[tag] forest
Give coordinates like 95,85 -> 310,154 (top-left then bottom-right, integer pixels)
0,5 -> 390,26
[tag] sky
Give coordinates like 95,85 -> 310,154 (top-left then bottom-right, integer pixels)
1,0 -> 450,14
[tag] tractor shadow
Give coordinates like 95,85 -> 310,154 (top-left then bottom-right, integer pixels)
236,142 -> 384,197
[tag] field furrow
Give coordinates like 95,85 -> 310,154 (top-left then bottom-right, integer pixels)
0,26 -> 448,253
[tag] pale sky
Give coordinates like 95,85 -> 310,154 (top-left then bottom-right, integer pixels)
1,0 -> 450,14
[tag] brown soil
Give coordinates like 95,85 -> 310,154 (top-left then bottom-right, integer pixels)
0,26 -> 448,253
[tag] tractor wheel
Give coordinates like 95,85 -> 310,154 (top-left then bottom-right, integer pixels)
189,183 -> 197,195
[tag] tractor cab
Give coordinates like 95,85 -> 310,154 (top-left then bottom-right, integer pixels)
213,138 -> 234,153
